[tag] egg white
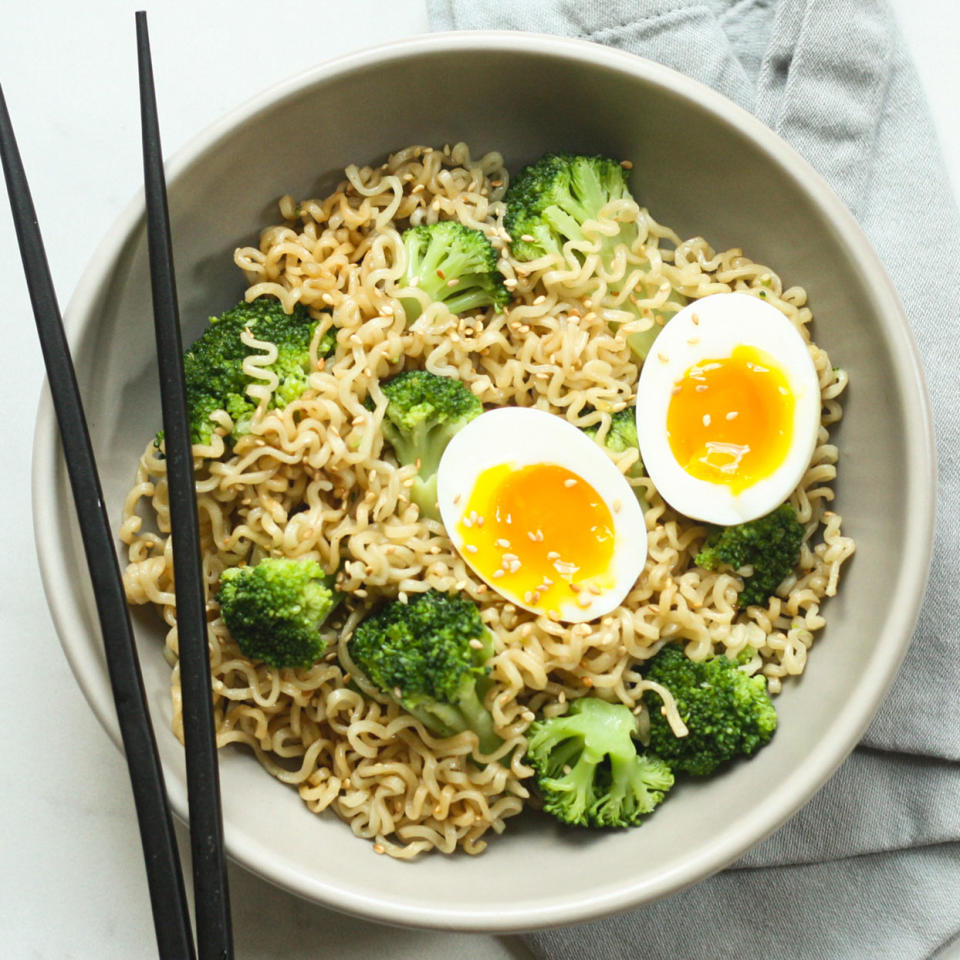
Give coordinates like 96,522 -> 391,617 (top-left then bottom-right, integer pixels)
436,407 -> 648,622
635,292 -> 821,525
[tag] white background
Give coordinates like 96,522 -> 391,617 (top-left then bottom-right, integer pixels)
1,2 -> 957,958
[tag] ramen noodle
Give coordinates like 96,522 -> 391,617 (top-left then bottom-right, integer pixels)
120,143 -> 855,858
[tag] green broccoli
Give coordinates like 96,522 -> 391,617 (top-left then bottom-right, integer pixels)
379,369 -> 483,520
348,590 -> 501,755
695,503 -> 805,608
583,407 -> 647,509
179,296 -> 335,446
643,644 -> 777,776
504,152 -> 685,359
217,557 -> 341,668
399,221 -> 509,321
526,697 -> 674,828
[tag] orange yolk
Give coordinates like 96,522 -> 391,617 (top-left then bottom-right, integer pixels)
666,345 -> 794,494
457,463 -> 615,616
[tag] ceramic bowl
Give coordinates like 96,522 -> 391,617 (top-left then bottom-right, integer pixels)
33,32 -> 934,931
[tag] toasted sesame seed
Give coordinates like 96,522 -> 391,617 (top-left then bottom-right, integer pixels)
453,493 -> 461,505
373,844 -> 386,855
588,583 -> 602,595
490,179 -> 503,187
613,499 -> 622,513
462,516 -> 473,528
476,516 -> 485,527
547,610 -> 560,622
687,336 -> 700,346
577,594 -> 592,608
657,352 -> 669,363
620,159 -> 634,169
691,313 -> 700,325
436,268 -> 445,279
524,591 -> 534,603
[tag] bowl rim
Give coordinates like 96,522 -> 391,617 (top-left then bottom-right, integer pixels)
31,29 -> 936,931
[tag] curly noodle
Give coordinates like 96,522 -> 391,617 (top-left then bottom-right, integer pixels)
120,143 -> 855,858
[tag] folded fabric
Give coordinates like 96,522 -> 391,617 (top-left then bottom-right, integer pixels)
427,1 -> 960,957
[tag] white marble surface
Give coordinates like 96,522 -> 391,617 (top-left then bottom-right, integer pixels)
1,2 -> 957,957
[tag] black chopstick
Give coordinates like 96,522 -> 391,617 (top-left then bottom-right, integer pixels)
0,84 -> 196,960
135,13 -> 234,960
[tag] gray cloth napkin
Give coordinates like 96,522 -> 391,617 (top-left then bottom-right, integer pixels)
428,1 -> 960,957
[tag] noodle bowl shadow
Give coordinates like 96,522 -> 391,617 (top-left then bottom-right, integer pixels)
32,32 -> 934,932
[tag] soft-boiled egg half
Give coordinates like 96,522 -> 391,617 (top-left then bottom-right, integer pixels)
436,408 -> 647,623
636,292 -> 820,526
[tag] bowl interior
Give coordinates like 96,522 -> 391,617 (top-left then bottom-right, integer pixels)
34,34 -> 933,931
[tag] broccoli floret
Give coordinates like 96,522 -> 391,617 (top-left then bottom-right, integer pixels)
504,152 -> 685,359
583,407 -> 647,510
643,645 -> 777,776
399,221 -> 509,321
526,697 -> 674,828
178,296 -> 335,446
696,503 -> 805,608
379,369 -> 483,520
348,590 -> 501,755
217,557 -> 341,669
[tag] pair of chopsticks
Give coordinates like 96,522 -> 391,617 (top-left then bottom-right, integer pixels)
0,12 -> 233,960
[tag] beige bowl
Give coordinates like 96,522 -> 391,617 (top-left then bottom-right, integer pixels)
33,32 -> 934,931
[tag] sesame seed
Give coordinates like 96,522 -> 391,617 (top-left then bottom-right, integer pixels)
564,478 -> 577,488
453,493 -> 461,505
613,499 -> 622,513
588,584 -> 602,595
687,336 -> 700,346
521,233 -> 535,242
490,179 -> 503,187
548,551 -> 560,560
436,269 -> 445,279
373,844 -> 386,855
657,352 -> 669,363
691,313 -> 700,325
503,277 -> 518,288
577,594 -> 592,608
493,570 -> 504,579
462,516 -> 473,528
569,582 -> 581,593
447,278 -> 460,287
465,544 -> 478,554
455,580 -> 467,591
393,687 -> 403,699
524,591 -> 534,603
469,638 -> 484,649
533,295 -> 546,306
547,610 -> 560,622
620,159 -> 634,169
476,516 -> 485,527
726,411 -> 738,421
702,414 -> 711,427
582,676 -> 594,687
496,538 -> 511,549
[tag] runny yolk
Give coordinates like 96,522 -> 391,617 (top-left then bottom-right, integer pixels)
457,463 -> 615,617
666,345 -> 794,494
